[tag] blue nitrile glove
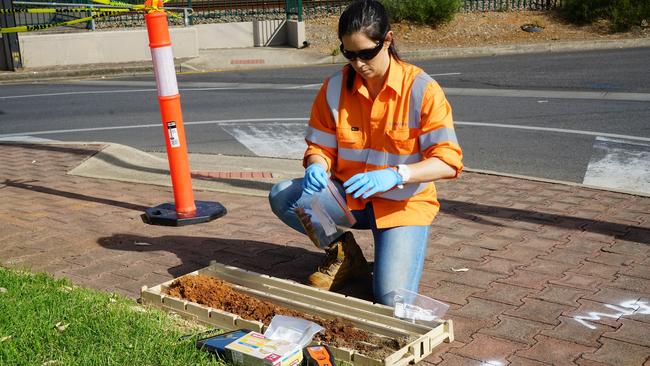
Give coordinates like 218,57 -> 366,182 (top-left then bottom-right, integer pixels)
303,163 -> 328,194
343,168 -> 401,199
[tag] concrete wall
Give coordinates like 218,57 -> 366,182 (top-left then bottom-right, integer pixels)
15,21 -> 305,69
18,27 -> 198,68
195,22 -> 253,49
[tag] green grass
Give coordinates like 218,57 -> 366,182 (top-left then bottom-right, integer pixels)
0,267 -> 224,366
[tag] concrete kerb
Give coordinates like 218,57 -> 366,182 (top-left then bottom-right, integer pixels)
61,141 -> 303,197
1,37 -> 649,82
177,46 -> 333,73
399,37 -> 650,61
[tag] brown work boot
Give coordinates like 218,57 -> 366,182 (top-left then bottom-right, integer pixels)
308,231 -> 371,291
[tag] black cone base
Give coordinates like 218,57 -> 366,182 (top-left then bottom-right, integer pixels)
143,200 -> 227,226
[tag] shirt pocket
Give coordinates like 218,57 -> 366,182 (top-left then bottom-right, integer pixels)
386,126 -> 418,152
337,126 -> 362,145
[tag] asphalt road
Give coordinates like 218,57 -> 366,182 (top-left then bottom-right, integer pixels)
1,47 -> 649,193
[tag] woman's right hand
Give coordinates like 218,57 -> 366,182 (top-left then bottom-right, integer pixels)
303,163 -> 328,194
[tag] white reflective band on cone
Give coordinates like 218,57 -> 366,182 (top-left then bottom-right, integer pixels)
151,46 -> 178,97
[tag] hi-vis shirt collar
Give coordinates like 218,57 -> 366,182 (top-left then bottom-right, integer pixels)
351,57 -> 404,98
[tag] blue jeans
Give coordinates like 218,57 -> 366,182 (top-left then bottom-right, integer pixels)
268,178 -> 429,305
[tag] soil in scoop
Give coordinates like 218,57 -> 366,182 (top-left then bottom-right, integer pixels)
166,274 -> 412,360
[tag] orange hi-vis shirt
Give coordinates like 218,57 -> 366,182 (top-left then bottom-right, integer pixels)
304,58 -> 463,228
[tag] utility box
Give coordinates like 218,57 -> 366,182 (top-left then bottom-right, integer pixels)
141,262 -> 454,366
286,20 -> 305,48
1,0 -> 23,70
0,35 -> 7,71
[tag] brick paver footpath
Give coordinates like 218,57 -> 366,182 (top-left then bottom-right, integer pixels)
1,142 -> 649,365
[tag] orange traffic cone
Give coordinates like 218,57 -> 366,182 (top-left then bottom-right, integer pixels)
143,0 -> 226,226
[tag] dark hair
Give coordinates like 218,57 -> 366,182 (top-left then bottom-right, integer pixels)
338,0 -> 401,90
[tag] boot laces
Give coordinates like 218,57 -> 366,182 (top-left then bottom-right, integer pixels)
317,249 -> 342,275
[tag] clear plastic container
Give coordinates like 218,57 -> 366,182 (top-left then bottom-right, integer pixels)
297,179 -> 356,248
392,288 -> 449,325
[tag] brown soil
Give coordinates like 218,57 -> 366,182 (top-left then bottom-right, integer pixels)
305,11 -> 649,55
166,274 -> 411,360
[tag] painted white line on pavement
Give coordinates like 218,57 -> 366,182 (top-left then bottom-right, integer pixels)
0,89 -> 156,99
583,137 -> 650,194
0,86 -> 300,99
574,300 -> 650,330
0,118 -> 307,138
445,88 -> 650,102
3,82 -> 649,102
0,123 -> 161,137
455,122 -> 650,142
285,83 -> 322,89
429,73 -> 462,77
2,119 -> 649,144
221,123 -> 306,159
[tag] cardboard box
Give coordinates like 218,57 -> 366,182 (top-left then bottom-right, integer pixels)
226,331 -> 303,366
196,329 -> 252,360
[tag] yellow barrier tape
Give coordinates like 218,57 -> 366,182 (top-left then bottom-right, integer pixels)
0,0 -> 181,33
0,11 -> 117,33
0,7 -> 132,14
92,0 -> 144,11
94,0 -> 174,13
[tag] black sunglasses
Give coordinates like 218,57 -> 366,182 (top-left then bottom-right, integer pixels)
339,40 -> 384,61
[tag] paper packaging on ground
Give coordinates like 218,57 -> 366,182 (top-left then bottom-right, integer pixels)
196,329 -> 252,359
226,331 -> 303,366
226,315 -> 323,366
263,315 -> 324,349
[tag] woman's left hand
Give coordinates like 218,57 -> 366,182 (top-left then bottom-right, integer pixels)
344,168 -> 401,199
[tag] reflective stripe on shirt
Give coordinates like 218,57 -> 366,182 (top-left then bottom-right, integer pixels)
339,147 -> 422,166
326,70 -> 343,124
408,72 -> 432,129
420,127 -> 458,151
381,181 -> 428,200
306,126 -> 337,148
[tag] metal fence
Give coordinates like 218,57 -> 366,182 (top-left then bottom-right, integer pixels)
6,0 -> 563,31
178,0 -> 348,23
463,0 -> 561,11
10,0 -> 187,30
12,0 -> 99,30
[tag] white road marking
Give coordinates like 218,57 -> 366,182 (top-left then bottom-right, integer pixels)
221,123 -> 306,159
0,83 -> 310,99
0,118 -> 307,138
583,137 -> 650,194
0,89 -> 156,99
574,300 -> 649,330
429,73 -> 462,77
454,122 -> 650,143
2,83 -> 649,102
5,118 -> 649,194
285,83 -> 322,89
445,88 -> 650,102
1,119 -> 648,144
